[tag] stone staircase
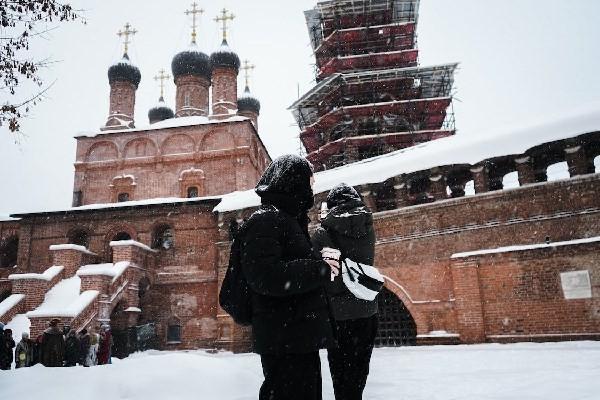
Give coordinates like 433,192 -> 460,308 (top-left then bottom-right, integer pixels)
0,241 -> 156,340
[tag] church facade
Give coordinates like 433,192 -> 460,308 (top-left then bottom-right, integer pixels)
1,1 -> 600,355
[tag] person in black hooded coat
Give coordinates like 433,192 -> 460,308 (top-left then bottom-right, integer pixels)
312,183 -> 378,400
238,154 -> 338,400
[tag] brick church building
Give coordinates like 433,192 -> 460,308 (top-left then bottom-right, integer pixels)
2,0 -> 600,354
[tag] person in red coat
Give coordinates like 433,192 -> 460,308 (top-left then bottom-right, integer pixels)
97,325 -> 112,365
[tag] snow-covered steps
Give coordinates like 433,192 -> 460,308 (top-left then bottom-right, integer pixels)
6,265 -> 65,314
25,275 -> 99,337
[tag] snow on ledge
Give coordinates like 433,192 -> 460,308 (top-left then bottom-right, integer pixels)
77,115 -> 250,138
49,244 -> 97,256
11,196 -> 221,217
0,294 -> 25,316
214,190 -> 261,213
0,214 -> 19,222
77,261 -> 130,283
9,265 -> 64,281
417,330 -> 460,338
27,290 -> 99,318
110,240 -> 158,253
451,236 -> 600,259
124,307 -> 141,312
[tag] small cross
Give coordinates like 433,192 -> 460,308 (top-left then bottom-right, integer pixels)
153,69 -> 171,99
241,59 -> 255,89
185,2 -> 204,45
214,8 -> 235,42
117,22 -> 138,55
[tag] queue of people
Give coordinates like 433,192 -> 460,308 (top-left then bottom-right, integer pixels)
0,318 -> 113,370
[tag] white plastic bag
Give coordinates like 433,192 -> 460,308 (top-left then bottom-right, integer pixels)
341,258 -> 384,301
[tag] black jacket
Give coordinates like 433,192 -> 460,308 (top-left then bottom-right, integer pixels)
240,154 -> 335,354
312,184 -> 378,321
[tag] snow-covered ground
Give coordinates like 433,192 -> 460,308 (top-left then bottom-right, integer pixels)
0,341 -> 598,399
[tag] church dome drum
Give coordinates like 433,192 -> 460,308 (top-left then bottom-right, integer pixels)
108,54 -> 141,87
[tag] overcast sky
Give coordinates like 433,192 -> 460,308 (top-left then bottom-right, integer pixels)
1,0 -> 599,215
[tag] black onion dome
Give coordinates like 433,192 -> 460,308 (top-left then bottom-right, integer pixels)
108,53 -> 141,87
171,44 -> 211,81
148,97 -> 175,124
238,86 -> 260,114
210,39 -> 241,72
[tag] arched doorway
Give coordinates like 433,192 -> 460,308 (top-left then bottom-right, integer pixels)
375,287 -> 417,346
109,300 -> 134,359
0,236 -> 19,269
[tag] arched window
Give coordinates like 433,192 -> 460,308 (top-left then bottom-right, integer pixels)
187,186 -> 199,198
117,192 -> 130,202
0,236 -> 19,268
112,232 -> 131,242
464,180 -> 475,196
152,225 -> 174,250
68,229 -> 89,248
546,161 -> 570,182
502,171 -> 520,189
166,316 -> 182,343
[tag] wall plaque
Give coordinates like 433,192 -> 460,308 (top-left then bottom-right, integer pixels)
560,270 -> 592,300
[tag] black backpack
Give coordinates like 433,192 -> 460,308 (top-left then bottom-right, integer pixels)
219,235 -> 253,326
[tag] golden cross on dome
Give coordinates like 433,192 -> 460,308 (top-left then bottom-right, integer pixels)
153,69 -> 170,99
185,2 -> 204,45
241,59 -> 255,88
214,8 -> 235,42
117,22 -> 137,55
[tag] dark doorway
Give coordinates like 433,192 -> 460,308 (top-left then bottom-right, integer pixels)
0,236 -> 18,268
375,287 -> 417,346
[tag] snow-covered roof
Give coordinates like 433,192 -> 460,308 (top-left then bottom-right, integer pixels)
9,266 -> 64,282
0,215 -> 19,222
215,103 -> 600,212
11,196 -> 221,218
76,115 -> 250,138
49,244 -> 97,256
451,236 -> 600,259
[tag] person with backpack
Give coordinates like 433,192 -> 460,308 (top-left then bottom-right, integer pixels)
312,183 -> 378,400
64,329 -> 80,367
0,324 -> 15,370
231,154 -> 339,400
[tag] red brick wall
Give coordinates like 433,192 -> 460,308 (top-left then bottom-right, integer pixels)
456,241 -> 600,341
74,120 -> 270,205
370,174 -> 600,340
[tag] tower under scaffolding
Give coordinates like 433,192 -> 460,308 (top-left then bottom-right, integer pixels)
290,0 -> 458,171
